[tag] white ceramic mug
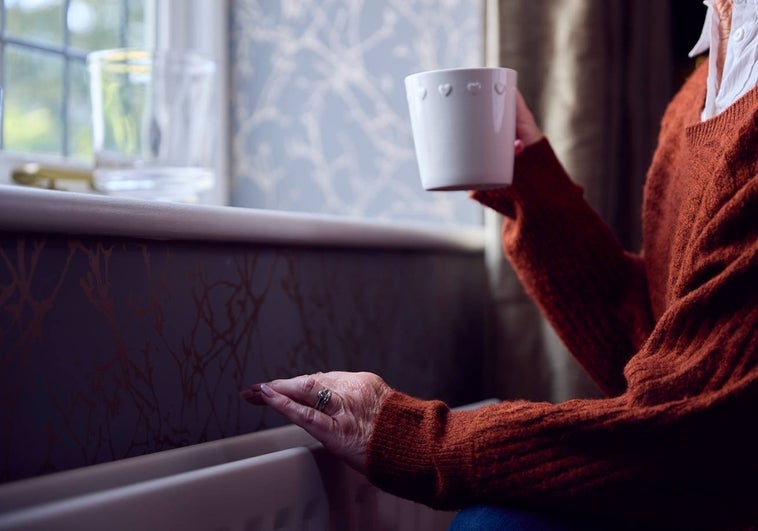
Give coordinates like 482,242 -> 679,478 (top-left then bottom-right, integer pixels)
405,67 -> 517,191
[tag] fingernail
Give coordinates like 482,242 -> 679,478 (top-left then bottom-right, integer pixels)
259,384 -> 273,397
514,140 -> 525,155
239,389 -> 253,399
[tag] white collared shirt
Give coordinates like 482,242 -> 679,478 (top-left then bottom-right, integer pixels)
689,0 -> 758,120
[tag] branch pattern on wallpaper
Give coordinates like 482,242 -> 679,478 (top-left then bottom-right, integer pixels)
0,234 -> 485,482
230,0 -> 484,225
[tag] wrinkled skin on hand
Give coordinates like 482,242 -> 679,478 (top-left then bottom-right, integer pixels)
241,371 -> 392,475
514,90 -> 544,155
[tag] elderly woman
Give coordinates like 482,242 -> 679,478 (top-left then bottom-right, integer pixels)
242,1 -> 758,529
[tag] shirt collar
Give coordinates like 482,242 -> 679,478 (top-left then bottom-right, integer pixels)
689,1 -> 714,57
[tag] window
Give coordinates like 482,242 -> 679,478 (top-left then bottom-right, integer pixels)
0,0 -> 146,160
0,0 -> 227,205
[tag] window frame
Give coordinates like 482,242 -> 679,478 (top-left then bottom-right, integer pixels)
0,0 -> 229,206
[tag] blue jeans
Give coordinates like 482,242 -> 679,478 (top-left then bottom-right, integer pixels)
449,505 -> 611,531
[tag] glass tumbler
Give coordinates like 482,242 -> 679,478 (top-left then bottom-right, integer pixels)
87,48 -> 216,203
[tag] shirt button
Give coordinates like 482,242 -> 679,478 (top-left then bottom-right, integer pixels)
733,26 -> 746,42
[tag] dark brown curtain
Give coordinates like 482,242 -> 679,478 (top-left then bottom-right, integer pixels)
482,0 -> 683,402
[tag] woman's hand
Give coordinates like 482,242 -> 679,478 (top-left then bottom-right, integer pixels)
240,371 -> 392,475
514,90 -> 544,155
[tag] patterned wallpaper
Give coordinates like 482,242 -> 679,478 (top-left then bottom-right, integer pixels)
0,232 -> 486,483
0,2 -> 490,484
229,0 -> 484,225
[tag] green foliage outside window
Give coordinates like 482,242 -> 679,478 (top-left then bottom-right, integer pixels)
1,0 -> 145,160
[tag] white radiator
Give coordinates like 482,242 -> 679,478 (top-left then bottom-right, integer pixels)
0,400 -> 497,530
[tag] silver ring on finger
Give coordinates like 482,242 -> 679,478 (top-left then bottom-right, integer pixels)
314,388 -> 332,412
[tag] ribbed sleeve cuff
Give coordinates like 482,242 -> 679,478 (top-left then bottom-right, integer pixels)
470,138 -> 584,219
366,391 -> 474,510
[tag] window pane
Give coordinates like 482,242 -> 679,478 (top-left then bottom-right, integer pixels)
4,46 -> 63,154
68,0 -> 123,51
5,0 -> 64,46
68,58 -> 92,160
1,0 -> 147,156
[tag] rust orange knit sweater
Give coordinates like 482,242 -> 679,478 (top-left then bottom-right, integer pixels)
367,62 -> 757,529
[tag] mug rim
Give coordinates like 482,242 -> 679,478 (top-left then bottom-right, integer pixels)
405,66 -> 516,80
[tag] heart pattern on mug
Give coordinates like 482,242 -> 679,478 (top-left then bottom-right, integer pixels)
438,83 -> 453,97
494,82 -> 506,95
466,82 -> 481,94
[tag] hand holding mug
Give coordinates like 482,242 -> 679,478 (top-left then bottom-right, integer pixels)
514,90 -> 544,155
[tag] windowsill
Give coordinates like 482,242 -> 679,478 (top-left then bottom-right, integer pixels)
0,184 -> 485,252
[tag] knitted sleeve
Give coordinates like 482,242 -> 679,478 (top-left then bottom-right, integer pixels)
472,139 -> 654,396
366,170 -> 758,528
